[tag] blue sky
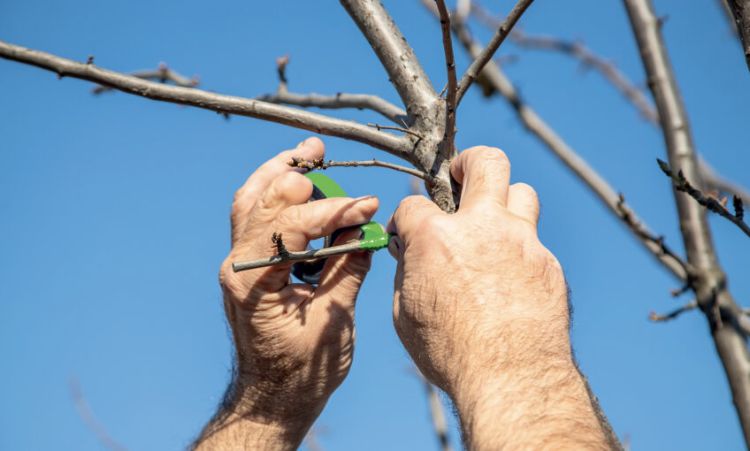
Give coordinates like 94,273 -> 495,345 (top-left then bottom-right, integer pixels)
1,0 -> 749,450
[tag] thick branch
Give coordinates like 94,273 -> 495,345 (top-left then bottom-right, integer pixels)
0,40 -> 414,160
435,0 -> 458,147
339,0 -> 437,121
433,10 -> 689,280
455,0 -> 535,104
723,0 -> 750,71
624,0 -> 750,443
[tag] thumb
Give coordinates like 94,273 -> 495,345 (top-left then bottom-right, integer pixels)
315,228 -> 373,313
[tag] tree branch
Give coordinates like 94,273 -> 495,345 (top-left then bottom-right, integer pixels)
624,0 -> 750,444
0,40 -> 414,160
426,8 -> 689,281
339,0 -> 437,122
649,299 -> 698,322
92,62 -> 198,95
471,3 -> 750,205
722,0 -> 750,71
657,159 -> 750,237
69,378 -> 127,451
288,157 -> 428,180
258,55 -> 409,126
455,0 -> 535,105
434,0 -> 458,147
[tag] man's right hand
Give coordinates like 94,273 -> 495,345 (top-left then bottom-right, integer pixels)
388,147 -> 618,449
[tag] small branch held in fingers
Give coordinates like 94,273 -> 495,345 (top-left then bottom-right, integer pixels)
434,0 -> 458,145
93,62 -> 198,95
260,55 -> 409,125
455,0 -> 535,105
289,157 -> 428,180
649,299 -> 698,322
657,159 -> 750,238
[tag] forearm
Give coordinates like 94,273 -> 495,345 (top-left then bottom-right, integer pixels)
193,377 -> 317,451
452,356 -> 620,450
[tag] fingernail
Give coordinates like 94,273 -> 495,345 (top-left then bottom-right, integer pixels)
355,195 -> 376,201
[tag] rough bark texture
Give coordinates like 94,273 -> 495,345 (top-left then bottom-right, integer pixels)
724,0 -> 750,71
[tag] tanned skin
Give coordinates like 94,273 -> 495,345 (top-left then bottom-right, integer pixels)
193,139 -> 620,450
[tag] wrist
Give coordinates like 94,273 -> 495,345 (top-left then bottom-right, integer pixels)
194,377 -> 320,451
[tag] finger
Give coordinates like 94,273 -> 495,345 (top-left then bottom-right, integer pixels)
450,146 -> 511,211
387,195 -> 441,247
241,196 -> 379,293
507,182 -> 540,227
315,228 -> 374,316
243,171 -> 315,235
273,196 -> 380,251
231,137 -> 325,243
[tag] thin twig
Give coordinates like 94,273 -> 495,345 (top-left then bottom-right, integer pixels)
657,159 -> 750,238
455,0 -> 535,105
367,122 -> 424,140
720,0 -> 750,71
616,194 -> 692,278
413,369 -> 453,451
423,5 -> 689,281
259,55 -> 409,126
698,157 -> 750,206
289,157 -> 428,180
434,0 -> 458,146
69,378 -> 127,451
471,3 -> 657,123
0,40 -> 413,159
232,240 -> 364,272
92,62 -> 198,94
649,299 -> 698,322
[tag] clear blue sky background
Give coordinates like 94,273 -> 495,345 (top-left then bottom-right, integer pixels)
1,0 -> 749,450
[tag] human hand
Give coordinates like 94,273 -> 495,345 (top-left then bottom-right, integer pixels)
388,147 -> 614,448
196,137 -> 379,449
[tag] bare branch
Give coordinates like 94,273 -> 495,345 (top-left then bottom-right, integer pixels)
339,0 -> 437,119
472,4 -> 750,202
657,159 -> 750,238
69,378 -> 127,451
367,122 -> 425,140
434,0 -> 458,146
0,40 -> 414,160
624,0 -> 750,443
259,55 -> 409,126
722,0 -> 750,71
455,0 -> 535,105
699,157 -> 750,206
649,299 -> 698,322
413,369 -> 453,451
289,157 -> 428,180
616,193 -> 692,278
92,62 -> 198,95
426,8 -> 690,281
260,90 -> 409,126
